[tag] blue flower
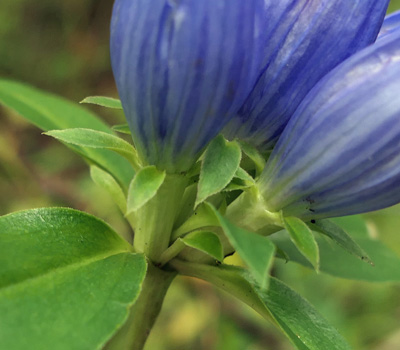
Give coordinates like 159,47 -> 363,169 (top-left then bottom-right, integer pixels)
379,9 -> 400,40
224,0 -> 390,150
110,0 -> 267,172
258,26 -> 400,220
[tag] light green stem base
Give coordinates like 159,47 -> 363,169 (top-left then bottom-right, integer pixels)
134,174 -> 187,262
105,263 -> 176,350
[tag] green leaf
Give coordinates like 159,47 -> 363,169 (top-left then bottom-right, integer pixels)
171,261 -> 351,350
45,128 -> 141,171
238,140 -> 266,176
81,96 -> 123,109
182,231 -> 224,262
172,202 -> 220,240
112,124 -> 132,135
90,165 -> 127,213
0,208 -> 147,350
272,232 -> 400,282
234,167 -> 255,183
196,135 -> 241,206
0,79 -> 133,189
309,219 -> 372,265
127,166 -> 166,213
208,203 -> 275,289
284,216 -> 319,270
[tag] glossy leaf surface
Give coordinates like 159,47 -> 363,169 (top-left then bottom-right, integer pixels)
0,208 -> 147,350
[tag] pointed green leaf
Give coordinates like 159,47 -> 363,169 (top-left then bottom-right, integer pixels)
80,96 -> 123,109
196,135 -> 241,206
284,216 -> 319,270
171,261 -> 351,350
46,128 -> 141,171
0,208 -> 147,350
272,233 -> 400,282
238,140 -> 266,176
182,231 -> 224,262
234,167 -> 255,183
172,202 -> 220,240
208,204 -> 275,289
309,219 -> 373,265
112,124 -> 132,135
127,166 -> 166,213
0,79 -> 133,189
90,165 -> 127,213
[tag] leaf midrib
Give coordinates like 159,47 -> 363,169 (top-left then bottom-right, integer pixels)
0,248 -> 132,294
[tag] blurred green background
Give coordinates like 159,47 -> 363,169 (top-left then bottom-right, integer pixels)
0,1 -> 400,350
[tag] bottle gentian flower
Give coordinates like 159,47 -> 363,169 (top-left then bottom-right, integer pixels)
258,26 -> 400,221
223,0 -> 390,150
110,0 -> 267,173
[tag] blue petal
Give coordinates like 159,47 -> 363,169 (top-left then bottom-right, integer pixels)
224,0 -> 389,150
378,9 -> 400,40
259,29 -> 400,220
110,0 -> 266,172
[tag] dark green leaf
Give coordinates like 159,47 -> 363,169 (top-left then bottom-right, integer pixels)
0,208 -> 147,350
196,135 -> 241,206
309,219 -> 372,265
284,216 -> 319,270
127,166 -> 166,213
171,261 -> 351,350
0,79 -> 133,189
81,96 -> 123,109
209,204 -> 275,289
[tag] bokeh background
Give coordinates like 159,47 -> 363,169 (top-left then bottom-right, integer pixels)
1,1 -> 400,349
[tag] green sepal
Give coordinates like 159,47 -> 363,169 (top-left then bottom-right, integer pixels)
283,216 -> 319,271
126,166 -> 166,214
0,208 -> 147,350
45,128 -> 141,172
272,232 -> 400,282
0,79 -> 133,189
196,135 -> 241,206
309,219 -> 373,265
112,124 -> 132,135
182,231 -> 224,262
208,203 -> 275,289
80,96 -> 123,109
172,202 -> 220,240
171,261 -> 351,350
90,165 -> 127,213
234,167 -> 255,183
238,140 -> 266,176
159,231 -> 224,265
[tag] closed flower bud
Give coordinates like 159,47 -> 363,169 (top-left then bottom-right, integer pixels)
110,0 -> 267,172
224,0 -> 389,150
259,28 -> 400,220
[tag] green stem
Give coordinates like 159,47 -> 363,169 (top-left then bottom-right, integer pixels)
105,262 -> 176,350
134,173 -> 187,262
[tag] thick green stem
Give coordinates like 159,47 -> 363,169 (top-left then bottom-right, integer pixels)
105,263 -> 176,350
134,174 -> 187,262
